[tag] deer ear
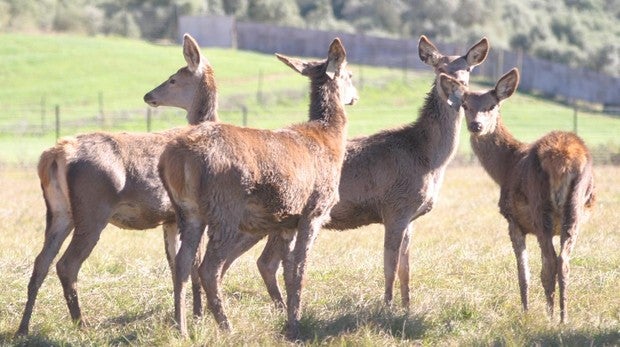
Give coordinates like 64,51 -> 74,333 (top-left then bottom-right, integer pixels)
276,53 -> 309,75
495,68 -> 520,101
183,34 -> 205,73
326,38 -> 346,79
465,37 -> 489,67
439,73 -> 465,109
418,35 -> 442,67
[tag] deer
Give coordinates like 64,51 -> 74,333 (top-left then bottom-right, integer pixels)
438,68 -> 595,323
158,38 -> 358,340
230,35 -> 490,310
16,33 -> 214,336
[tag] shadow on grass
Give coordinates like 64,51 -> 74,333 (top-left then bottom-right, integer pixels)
296,302 -> 428,342
485,328 -> 620,346
2,330 -> 69,347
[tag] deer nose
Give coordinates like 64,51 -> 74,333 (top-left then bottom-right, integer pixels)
143,93 -> 158,106
468,121 -> 483,133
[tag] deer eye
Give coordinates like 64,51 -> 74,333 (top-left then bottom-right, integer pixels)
169,79 -> 176,85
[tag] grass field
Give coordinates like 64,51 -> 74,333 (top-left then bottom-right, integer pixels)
0,165 -> 618,346
1,34 -> 620,164
0,34 -> 619,345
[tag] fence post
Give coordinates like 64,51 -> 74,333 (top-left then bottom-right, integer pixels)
55,105 -> 60,140
573,103 -> 578,134
41,96 -> 46,135
241,105 -> 248,127
146,107 -> 152,132
257,69 -> 264,105
98,91 -> 105,128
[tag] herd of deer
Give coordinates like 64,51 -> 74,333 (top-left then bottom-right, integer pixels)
15,33 -> 595,340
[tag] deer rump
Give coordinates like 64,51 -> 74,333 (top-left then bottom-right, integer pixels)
160,122 -> 342,235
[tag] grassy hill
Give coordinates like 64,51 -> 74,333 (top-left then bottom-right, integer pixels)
0,33 -> 619,164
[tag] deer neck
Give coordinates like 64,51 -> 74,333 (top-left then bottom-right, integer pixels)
308,79 -> 348,132
470,117 -> 525,186
414,84 -> 463,169
187,66 -> 219,125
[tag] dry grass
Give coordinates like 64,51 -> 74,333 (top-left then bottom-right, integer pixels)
1,165 -> 618,346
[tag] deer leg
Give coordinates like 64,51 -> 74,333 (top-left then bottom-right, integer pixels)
173,213 -> 206,337
285,216 -> 321,341
508,222 -> 530,312
382,219 -> 409,307
163,222 -> 205,318
558,201 -> 580,324
55,220 -> 107,327
397,224 -> 413,308
257,234 -> 286,309
221,230 -> 263,276
537,234 -> 557,318
16,210 -> 73,336
199,225 -> 234,331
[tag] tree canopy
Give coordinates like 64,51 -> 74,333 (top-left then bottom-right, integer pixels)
1,0 -> 618,76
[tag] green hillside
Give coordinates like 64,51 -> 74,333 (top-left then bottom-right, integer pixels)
0,33 -> 618,164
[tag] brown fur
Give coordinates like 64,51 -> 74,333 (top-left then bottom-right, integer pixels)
158,38 -> 357,340
439,68 -> 595,323
16,34 -> 213,336
247,36 -> 490,310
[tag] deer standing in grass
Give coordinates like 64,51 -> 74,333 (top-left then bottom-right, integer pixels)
438,68 -> 595,323
16,34 -> 213,336
244,36 -> 489,309
158,38 -> 358,339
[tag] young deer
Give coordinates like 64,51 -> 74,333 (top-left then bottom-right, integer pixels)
158,38 -> 357,339
16,34 -> 212,336
249,35 -> 489,309
439,68 -> 595,323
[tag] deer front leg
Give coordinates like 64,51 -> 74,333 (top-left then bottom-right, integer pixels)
508,222 -> 530,312
257,234 -> 286,309
397,223 -> 413,308
537,234 -> 558,318
382,219 -> 409,307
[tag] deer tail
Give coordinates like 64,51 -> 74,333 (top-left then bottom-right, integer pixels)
37,138 -> 77,217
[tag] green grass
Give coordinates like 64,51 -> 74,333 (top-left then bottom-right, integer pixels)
1,33 -> 620,165
1,166 -> 618,345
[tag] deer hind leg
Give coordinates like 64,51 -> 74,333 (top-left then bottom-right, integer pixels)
508,222 -> 530,312
284,216 -> 323,341
16,204 -> 74,336
257,234 -> 286,309
199,223 -> 237,331
397,223 -> 413,308
173,212 -> 207,337
537,234 -> 557,318
163,222 -> 204,318
55,216 -> 109,327
558,200 -> 580,324
382,218 -> 409,307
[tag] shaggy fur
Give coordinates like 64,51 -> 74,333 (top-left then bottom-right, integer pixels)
158,38 -> 358,340
439,68 -> 595,323
16,34 -> 214,336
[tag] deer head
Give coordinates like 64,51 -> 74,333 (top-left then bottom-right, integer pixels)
276,38 -> 358,106
439,68 -> 520,136
418,35 -> 489,87
143,33 -> 212,110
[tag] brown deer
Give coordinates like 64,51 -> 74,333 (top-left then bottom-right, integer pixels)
245,35 -> 490,309
158,38 -> 357,339
16,34 -> 213,336
438,68 -> 595,323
